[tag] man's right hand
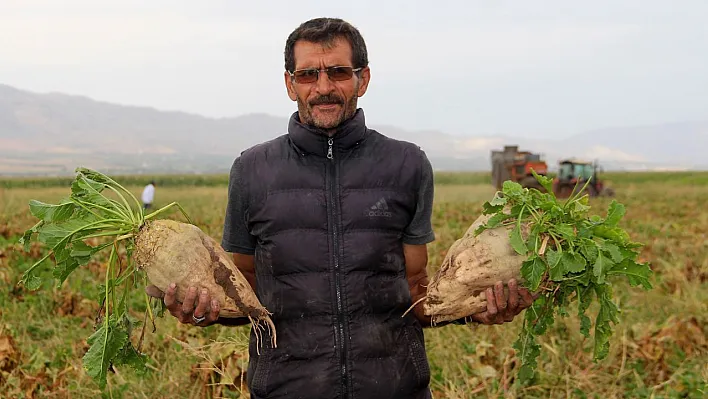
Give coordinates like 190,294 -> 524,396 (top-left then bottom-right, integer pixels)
145,283 -> 221,327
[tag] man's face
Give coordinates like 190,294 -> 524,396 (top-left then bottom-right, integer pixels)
284,37 -> 370,131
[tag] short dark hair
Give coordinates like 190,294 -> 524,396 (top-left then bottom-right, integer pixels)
284,17 -> 369,72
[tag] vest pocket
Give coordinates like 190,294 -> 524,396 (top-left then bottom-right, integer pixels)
403,326 -> 431,387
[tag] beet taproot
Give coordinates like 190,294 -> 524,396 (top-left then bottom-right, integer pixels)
136,221 -> 271,315
423,213 -> 527,324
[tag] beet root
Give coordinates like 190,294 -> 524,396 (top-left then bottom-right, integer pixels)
133,220 -> 276,347
423,214 -> 527,324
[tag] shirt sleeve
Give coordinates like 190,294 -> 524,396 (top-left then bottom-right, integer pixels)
221,157 -> 257,255
402,149 -> 436,245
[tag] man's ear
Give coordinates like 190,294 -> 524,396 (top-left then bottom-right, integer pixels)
284,71 -> 297,101
357,66 -> 371,98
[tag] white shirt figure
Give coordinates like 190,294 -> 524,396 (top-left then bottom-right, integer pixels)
141,182 -> 155,209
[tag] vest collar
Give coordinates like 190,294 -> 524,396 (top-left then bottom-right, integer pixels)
288,108 -> 370,157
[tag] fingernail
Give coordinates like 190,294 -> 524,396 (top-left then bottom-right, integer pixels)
169,283 -> 176,290
201,289 -> 208,296
212,300 -> 218,308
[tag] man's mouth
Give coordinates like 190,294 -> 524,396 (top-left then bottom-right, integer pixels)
313,103 -> 341,111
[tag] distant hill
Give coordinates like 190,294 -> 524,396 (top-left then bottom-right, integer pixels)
1,83 -> 706,176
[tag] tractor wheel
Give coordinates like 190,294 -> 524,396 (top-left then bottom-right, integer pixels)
601,187 -> 616,197
554,184 -> 573,199
519,176 -> 545,192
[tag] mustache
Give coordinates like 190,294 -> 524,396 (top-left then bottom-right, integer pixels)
309,94 -> 344,106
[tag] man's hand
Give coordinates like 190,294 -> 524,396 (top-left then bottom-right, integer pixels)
470,279 -> 536,325
145,283 -> 221,327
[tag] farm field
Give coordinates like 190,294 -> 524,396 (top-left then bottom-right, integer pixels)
0,171 -> 706,399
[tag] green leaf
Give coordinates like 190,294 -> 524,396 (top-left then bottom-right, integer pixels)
83,318 -> 130,389
579,239 -> 599,263
490,194 -> 507,207
563,252 -> 587,273
593,225 -> 630,245
577,285 -> 593,338
18,221 -> 43,251
593,286 -> 620,360
530,296 -> 555,335
114,344 -> 148,376
605,200 -> 625,226
72,241 -> 112,266
554,224 -> 576,241
545,248 -> 562,268
549,257 -> 565,282
531,169 -> 554,193
71,175 -> 128,217
23,274 -> 43,291
37,219 -> 98,249
601,242 -> 624,263
483,212 -> 513,231
608,260 -> 653,290
521,256 -> 546,291
592,252 -> 614,284
28,199 -> 76,222
525,225 -> 542,253
72,175 -> 106,195
482,202 -> 503,215
513,312 -> 542,385
502,180 -> 523,193
53,256 -> 80,287
510,224 -> 527,255
572,199 -> 591,215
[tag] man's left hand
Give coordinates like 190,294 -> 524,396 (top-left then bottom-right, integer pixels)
470,279 -> 536,325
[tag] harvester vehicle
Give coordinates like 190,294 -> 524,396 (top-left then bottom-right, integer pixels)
553,158 -> 615,198
491,145 -> 548,191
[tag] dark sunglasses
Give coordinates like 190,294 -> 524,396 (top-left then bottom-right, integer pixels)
288,66 -> 362,84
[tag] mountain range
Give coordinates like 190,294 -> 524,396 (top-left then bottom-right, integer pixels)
1,83 -> 706,176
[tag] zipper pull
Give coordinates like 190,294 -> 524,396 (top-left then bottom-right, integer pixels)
327,138 -> 334,160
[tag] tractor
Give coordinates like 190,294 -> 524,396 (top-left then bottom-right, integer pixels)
552,158 -> 615,198
490,145 -> 549,191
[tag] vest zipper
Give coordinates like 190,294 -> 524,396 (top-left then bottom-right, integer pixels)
327,138 -> 348,397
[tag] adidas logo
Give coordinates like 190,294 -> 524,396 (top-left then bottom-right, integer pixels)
364,197 -> 392,217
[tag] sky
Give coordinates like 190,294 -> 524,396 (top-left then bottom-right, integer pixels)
1,0 -> 707,139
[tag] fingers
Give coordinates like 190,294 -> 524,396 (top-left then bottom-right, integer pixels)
193,289 -> 210,321
207,299 -> 220,324
145,285 -> 164,299
485,287 -> 498,316
507,279 -> 520,311
159,284 -> 220,326
182,287 -> 199,315
519,287 -> 535,308
473,281 -> 538,326
164,283 -> 180,314
494,281 -> 507,311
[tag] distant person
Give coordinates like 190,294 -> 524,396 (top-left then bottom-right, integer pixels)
141,181 -> 155,210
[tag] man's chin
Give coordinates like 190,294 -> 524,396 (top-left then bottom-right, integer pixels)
311,112 -> 345,130
312,119 -> 341,130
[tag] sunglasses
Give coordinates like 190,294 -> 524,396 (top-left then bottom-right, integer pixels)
288,66 -> 363,84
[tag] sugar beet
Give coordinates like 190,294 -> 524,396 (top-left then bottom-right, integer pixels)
423,214 -> 527,324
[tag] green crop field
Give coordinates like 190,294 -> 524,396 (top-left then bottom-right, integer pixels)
0,172 -> 706,398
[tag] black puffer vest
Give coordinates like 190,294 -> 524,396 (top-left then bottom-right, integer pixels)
239,109 -> 431,399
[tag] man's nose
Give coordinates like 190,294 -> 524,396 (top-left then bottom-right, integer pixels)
315,70 -> 334,94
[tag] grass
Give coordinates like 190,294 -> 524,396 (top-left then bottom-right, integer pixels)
0,172 -> 706,398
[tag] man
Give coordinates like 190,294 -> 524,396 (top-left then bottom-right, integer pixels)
141,181 -> 155,210
147,17 -> 534,398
